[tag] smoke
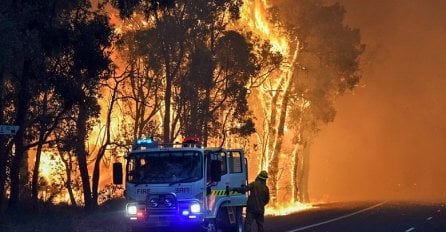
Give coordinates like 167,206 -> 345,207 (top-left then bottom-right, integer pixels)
308,0 -> 446,202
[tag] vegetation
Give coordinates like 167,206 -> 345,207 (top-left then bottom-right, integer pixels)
263,0 -> 364,204
0,0 -> 363,213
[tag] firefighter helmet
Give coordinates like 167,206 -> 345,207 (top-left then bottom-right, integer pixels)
257,170 -> 268,180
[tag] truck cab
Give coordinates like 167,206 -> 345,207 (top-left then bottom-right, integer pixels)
113,138 -> 248,232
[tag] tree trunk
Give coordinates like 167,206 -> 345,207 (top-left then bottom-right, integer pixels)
163,73 -> 172,143
258,76 -> 284,183
291,144 -> 299,203
8,112 -> 27,210
298,144 -> 310,203
266,78 -> 284,165
92,80 -> 118,206
59,148 -> 77,207
293,97 -> 306,202
92,147 -> 105,207
75,104 -> 93,210
8,60 -> 31,210
66,171 -> 77,207
266,41 -> 300,206
0,137 -> 6,211
31,89 -> 48,208
31,140 -> 44,208
0,67 -> 7,210
268,72 -> 292,206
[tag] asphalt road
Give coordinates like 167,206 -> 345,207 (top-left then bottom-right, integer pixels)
262,201 -> 446,232
6,201 -> 438,231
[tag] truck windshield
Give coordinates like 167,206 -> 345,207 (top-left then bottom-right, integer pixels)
127,151 -> 202,184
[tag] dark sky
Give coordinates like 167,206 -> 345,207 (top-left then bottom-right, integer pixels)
309,0 -> 446,202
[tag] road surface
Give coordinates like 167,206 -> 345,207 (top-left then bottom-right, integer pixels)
3,201 -> 444,231
262,201 -> 446,232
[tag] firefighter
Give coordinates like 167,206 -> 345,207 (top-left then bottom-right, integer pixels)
244,170 -> 270,232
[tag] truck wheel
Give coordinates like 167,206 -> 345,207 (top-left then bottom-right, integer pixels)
229,207 -> 243,232
206,220 -> 217,232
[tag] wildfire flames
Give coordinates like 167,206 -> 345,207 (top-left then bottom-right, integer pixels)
265,202 -> 313,216
31,0 -> 313,215
240,0 -> 289,55
239,0 -> 313,215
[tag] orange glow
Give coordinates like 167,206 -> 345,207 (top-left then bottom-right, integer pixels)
38,151 -> 62,182
240,0 -> 289,55
35,150 -> 71,203
265,202 -> 313,216
238,0 -> 292,174
239,0 -> 314,214
94,0 -> 312,213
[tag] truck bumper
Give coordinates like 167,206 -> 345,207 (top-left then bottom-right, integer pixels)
127,213 -> 204,228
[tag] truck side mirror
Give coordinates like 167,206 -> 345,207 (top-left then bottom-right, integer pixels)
113,162 -> 123,185
211,160 -> 222,182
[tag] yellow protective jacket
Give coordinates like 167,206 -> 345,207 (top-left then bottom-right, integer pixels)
246,178 -> 270,214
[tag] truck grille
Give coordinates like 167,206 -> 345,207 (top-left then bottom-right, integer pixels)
146,193 -> 177,213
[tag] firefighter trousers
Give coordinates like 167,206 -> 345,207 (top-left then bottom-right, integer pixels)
244,211 -> 264,232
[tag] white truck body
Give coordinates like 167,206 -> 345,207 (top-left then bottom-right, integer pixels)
119,138 -> 248,231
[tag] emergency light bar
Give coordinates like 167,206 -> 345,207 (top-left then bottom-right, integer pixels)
182,137 -> 201,148
182,137 -> 200,143
135,138 -> 158,148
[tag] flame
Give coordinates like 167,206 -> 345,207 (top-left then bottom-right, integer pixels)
36,151 -> 72,203
34,0 -> 312,211
38,151 -> 62,181
240,0 -> 315,215
240,0 -> 289,56
265,202 -> 313,216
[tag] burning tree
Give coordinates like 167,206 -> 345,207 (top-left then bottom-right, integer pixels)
240,0 -> 364,205
110,0 -> 363,208
0,0 -> 363,212
112,0 -> 263,146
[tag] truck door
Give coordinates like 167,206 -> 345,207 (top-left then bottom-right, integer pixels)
226,149 -> 247,201
216,149 -> 247,205
206,149 -> 248,215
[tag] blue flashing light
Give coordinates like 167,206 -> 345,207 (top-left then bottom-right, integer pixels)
188,215 -> 197,219
136,138 -> 153,145
135,138 -> 158,148
182,210 -> 190,216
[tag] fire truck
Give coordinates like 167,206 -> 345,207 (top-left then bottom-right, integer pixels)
112,137 -> 248,232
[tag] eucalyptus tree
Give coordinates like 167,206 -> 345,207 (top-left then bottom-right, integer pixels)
113,0 -> 262,146
53,10 -> 113,210
269,0 -> 364,203
113,0 -> 195,143
116,32 -> 164,142
0,0 -> 58,210
0,11 -> 19,210
1,0 -> 113,210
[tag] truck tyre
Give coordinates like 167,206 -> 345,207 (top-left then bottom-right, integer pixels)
228,207 -> 243,232
206,220 -> 217,232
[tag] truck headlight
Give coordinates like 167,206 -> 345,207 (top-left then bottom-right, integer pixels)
190,203 -> 200,213
127,205 -> 137,215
